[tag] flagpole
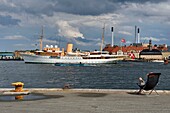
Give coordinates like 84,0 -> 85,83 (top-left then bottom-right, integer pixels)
121,42 -> 122,51
121,38 -> 126,55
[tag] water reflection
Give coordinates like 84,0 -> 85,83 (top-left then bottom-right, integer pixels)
0,93 -> 64,101
15,95 -> 24,100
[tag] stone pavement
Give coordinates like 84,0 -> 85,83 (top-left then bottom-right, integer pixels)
0,88 -> 170,113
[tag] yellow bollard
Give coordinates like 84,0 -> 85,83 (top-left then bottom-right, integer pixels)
11,82 -> 24,92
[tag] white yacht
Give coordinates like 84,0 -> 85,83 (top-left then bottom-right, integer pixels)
21,47 -> 125,64
21,27 -> 126,64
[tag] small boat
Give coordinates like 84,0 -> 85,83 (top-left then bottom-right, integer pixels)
164,59 -> 168,65
151,60 -> 164,63
164,57 -> 169,65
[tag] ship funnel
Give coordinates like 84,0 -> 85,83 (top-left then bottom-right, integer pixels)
66,43 -> 73,53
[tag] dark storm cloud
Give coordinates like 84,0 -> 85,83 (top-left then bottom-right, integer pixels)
0,0 -> 118,16
54,0 -> 117,15
50,0 -> 168,15
0,15 -> 20,26
109,0 -> 168,3
1,0 -> 168,17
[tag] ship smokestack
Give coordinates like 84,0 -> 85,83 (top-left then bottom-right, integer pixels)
111,27 -> 114,47
137,28 -> 140,43
66,43 -> 73,53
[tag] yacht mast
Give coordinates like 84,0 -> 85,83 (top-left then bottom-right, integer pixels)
39,26 -> 43,51
100,24 -> 105,51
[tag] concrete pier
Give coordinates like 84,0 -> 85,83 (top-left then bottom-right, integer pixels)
0,88 -> 170,113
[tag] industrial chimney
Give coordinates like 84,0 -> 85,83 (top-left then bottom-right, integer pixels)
137,28 -> 140,43
111,27 -> 114,47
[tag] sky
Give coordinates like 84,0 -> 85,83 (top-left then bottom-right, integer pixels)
0,0 -> 169,51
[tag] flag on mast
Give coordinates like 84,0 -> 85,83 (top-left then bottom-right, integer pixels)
121,38 -> 126,43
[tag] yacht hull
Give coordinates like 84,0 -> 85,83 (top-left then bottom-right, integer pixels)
21,54 -> 119,64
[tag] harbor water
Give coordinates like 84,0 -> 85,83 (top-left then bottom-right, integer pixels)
0,61 -> 169,90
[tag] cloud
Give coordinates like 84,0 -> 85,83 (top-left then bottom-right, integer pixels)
13,44 -> 25,47
1,35 -> 27,40
0,0 -> 167,17
118,31 -> 132,36
125,41 -> 132,44
75,37 -> 97,45
44,0 -> 168,16
0,15 -> 20,26
0,0 -> 170,51
53,0 -> 118,16
118,2 -> 170,22
141,37 -> 167,42
60,36 -> 102,49
109,0 -> 168,4
43,38 -> 58,44
56,20 -> 84,39
74,39 -> 91,46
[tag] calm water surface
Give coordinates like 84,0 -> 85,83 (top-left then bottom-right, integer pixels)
0,61 -> 169,89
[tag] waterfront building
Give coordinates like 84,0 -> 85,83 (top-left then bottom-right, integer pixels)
0,52 -> 23,60
139,49 -> 162,60
0,52 -> 14,59
139,40 -> 163,60
103,40 -> 168,59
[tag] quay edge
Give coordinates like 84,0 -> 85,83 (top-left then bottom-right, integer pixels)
0,88 -> 170,94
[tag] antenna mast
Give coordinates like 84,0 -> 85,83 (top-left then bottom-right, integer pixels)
100,24 -> 105,51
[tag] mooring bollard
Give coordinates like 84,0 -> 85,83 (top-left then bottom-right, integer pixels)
11,82 -> 24,92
